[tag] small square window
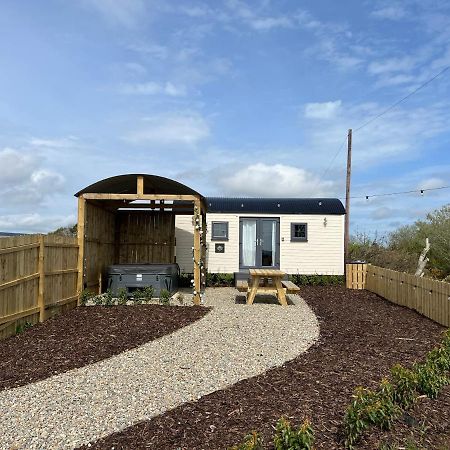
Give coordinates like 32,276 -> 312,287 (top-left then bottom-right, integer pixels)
211,221 -> 229,240
291,223 -> 307,242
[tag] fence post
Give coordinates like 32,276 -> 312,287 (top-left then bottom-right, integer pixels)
38,234 -> 45,322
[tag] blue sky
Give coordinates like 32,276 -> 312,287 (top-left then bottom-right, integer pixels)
0,0 -> 449,234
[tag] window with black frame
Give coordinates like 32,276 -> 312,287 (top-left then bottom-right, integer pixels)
291,223 -> 307,241
211,221 -> 229,240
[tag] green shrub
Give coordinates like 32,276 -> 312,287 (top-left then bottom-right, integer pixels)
103,289 -> 114,307
206,273 -> 235,287
425,346 -> 450,372
414,361 -> 448,399
142,285 -> 154,301
79,289 -> 94,306
132,288 -> 145,304
390,364 -> 418,408
159,289 -> 171,305
288,274 -> 344,286
442,329 -> 450,348
273,417 -> 315,450
93,294 -> 105,306
117,288 -> 128,305
344,381 -> 399,449
178,273 -> 192,287
344,330 -> 450,448
15,321 -> 33,334
229,431 -> 263,450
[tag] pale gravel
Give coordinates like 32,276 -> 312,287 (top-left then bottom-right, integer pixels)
0,287 -> 319,450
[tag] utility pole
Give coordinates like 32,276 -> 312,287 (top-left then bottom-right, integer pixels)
344,128 -> 352,265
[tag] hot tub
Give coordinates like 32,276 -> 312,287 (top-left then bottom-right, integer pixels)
106,263 -> 179,297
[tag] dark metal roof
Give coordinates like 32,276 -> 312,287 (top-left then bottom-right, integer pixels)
75,174 -> 202,197
206,197 -> 345,215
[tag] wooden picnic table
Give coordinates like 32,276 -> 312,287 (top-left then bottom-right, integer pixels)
246,268 -> 288,306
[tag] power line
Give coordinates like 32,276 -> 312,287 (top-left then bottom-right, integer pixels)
354,65 -> 450,132
314,65 -> 450,189
336,184 -> 450,201
316,137 -> 347,183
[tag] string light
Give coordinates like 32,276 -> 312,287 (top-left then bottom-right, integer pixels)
339,185 -> 450,201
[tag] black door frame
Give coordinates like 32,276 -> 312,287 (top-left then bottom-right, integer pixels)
239,217 -> 280,270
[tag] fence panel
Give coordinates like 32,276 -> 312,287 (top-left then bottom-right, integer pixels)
346,263 -> 367,289
0,234 -> 79,339
347,263 -> 450,327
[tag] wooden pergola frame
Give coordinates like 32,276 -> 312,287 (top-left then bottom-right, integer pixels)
77,175 -> 207,305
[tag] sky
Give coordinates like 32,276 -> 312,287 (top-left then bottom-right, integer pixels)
0,0 -> 449,235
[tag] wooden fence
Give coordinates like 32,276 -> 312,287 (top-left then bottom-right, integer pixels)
345,263 -> 367,290
0,234 -> 79,339
346,263 -> 450,327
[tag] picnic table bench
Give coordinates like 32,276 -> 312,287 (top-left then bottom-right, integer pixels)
235,269 -> 300,306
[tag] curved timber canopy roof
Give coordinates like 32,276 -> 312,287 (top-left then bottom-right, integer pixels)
75,174 -> 202,197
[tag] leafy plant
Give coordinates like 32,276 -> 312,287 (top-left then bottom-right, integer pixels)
206,273 -> 235,287
79,289 -> 93,306
390,364 -> 418,408
425,346 -> 450,372
117,288 -> 128,305
159,289 -> 171,305
289,274 -> 344,286
229,431 -> 264,450
103,289 -> 114,307
132,289 -> 145,304
344,381 -> 399,449
414,361 -> 448,399
142,285 -> 154,301
273,417 -> 315,450
92,294 -> 105,306
15,321 -> 33,334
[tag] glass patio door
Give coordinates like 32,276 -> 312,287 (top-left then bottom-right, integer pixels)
239,218 -> 279,269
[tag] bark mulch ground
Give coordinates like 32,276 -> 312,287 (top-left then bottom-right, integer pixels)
363,384 -> 450,449
82,286 -> 448,450
0,305 -> 209,392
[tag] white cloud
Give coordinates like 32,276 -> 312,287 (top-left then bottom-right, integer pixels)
123,62 -> 147,75
248,16 -> 293,31
0,213 -> 76,234
418,177 -> 446,190
219,163 -> 334,197
82,0 -> 146,27
118,81 -> 186,96
225,0 -> 293,31
368,56 -> 418,75
296,98 -> 450,177
0,148 -> 65,206
0,148 -> 35,183
125,112 -> 210,146
127,43 -> 169,59
304,100 -> 341,119
28,136 -> 79,148
371,6 -> 408,21
370,207 -> 403,220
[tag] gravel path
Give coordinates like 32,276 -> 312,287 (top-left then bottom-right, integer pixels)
0,288 -> 318,449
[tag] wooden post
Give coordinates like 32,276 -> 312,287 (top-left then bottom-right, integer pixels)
77,196 -> 86,304
38,234 -> 45,322
137,175 -> 144,197
344,128 -> 352,265
193,198 -> 201,305
201,211 -> 207,288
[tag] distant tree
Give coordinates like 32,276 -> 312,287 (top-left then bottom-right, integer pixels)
349,203 -> 450,279
49,224 -> 77,237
